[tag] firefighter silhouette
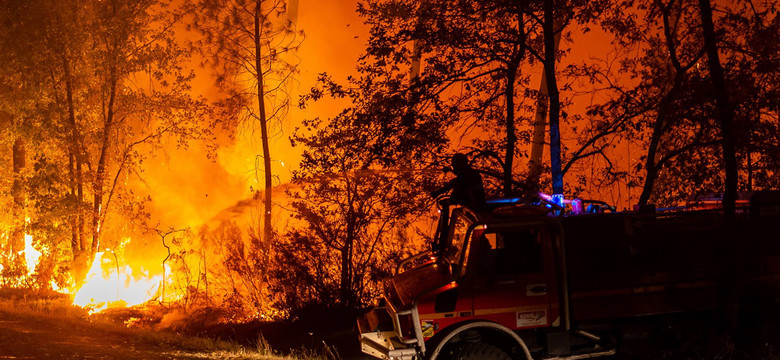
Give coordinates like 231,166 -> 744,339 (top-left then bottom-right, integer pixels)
431,153 -> 486,210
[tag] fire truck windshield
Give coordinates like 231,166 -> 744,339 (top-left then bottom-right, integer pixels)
441,210 -> 473,273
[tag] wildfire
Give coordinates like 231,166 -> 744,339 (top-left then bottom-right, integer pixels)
8,231 -> 165,314
23,234 -> 41,274
73,251 -> 164,313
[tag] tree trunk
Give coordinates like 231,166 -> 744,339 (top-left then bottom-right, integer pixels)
698,0 -> 739,331
698,0 -> 737,222
254,0 -> 273,265
68,153 -> 79,254
543,0 -> 563,196
529,17 -> 562,186
91,65 -> 118,261
340,235 -> 353,309
638,79 -> 682,206
639,2 -> 693,207
339,178 -> 356,309
62,54 -> 88,284
637,118 -> 662,206
11,137 -> 26,266
502,6 -> 526,198
410,38 -> 422,82
286,0 -> 299,24
504,64 -> 518,197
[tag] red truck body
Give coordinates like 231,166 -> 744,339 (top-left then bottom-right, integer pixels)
358,192 -> 780,360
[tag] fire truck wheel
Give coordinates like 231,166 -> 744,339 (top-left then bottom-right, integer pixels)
457,342 -> 511,360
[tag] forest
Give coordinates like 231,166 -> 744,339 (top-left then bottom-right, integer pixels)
0,0 -> 778,354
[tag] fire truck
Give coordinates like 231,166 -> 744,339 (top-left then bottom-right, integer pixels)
357,192 -> 780,360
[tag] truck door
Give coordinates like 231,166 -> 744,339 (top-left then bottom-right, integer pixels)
467,225 -> 560,330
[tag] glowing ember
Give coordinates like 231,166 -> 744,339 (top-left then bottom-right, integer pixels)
73,252 -> 163,313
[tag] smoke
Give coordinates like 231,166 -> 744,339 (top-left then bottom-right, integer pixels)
115,0 -> 367,274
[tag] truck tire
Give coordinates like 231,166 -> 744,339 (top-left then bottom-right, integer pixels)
457,342 -> 511,360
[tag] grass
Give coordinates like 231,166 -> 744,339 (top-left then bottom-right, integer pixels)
0,287 -> 334,360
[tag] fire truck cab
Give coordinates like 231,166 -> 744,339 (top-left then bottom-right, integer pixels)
357,192 -> 780,360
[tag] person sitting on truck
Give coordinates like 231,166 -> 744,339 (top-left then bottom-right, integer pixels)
430,153 -> 486,210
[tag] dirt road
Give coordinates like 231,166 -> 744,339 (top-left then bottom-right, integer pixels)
0,309 -> 218,360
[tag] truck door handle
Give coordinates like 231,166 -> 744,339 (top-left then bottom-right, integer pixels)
527,285 -> 547,295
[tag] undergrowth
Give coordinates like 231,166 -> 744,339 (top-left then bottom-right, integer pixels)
0,287 -> 336,360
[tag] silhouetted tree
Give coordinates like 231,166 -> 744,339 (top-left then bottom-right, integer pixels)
569,0 -> 778,207
186,0 -> 303,259
277,112 -> 431,310
637,0 -> 707,206
697,0 -> 737,220
717,1 -> 780,192
351,0 -> 547,197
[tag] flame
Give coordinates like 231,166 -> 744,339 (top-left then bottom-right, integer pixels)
73,251 -> 164,313
51,278 -> 66,293
23,234 -> 42,274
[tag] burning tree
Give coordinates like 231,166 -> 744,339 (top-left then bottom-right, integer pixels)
186,0 -> 303,263
0,0 -> 52,279
0,0 -> 211,288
